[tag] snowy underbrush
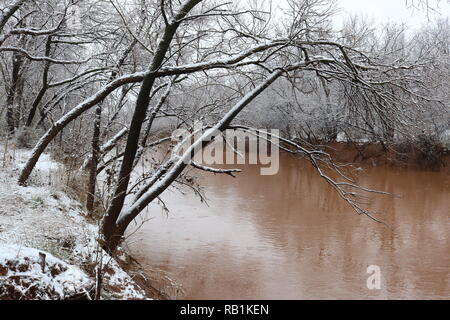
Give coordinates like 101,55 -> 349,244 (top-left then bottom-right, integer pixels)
0,244 -> 93,300
0,142 -> 148,300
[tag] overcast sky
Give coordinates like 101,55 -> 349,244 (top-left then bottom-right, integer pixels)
267,0 -> 450,31
336,0 -> 450,29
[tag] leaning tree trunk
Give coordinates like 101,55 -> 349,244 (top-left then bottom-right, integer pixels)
17,72 -> 146,186
101,0 -> 203,253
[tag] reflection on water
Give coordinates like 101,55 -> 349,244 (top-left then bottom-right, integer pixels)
127,153 -> 450,299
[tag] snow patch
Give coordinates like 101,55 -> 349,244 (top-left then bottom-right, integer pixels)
0,244 -> 94,300
336,132 -> 348,142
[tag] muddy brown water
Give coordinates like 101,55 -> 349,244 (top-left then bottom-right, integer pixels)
127,153 -> 450,300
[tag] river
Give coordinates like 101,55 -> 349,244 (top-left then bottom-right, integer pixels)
126,152 -> 450,299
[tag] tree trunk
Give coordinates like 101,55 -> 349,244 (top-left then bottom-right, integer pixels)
102,0 -> 202,253
6,51 -> 23,134
26,36 -> 52,127
86,104 -> 102,215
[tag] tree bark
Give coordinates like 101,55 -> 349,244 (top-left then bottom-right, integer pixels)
86,104 -> 102,215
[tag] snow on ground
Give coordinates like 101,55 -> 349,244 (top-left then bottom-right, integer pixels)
0,142 -> 148,300
0,244 -> 93,300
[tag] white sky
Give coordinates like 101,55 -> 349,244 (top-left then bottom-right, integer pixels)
267,0 -> 450,31
336,0 -> 450,29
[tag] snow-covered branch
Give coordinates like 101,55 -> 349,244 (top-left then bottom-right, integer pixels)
190,161 -> 242,177
0,46 -> 91,64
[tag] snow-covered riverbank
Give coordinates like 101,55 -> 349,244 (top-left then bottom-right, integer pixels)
0,142 -> 149,300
